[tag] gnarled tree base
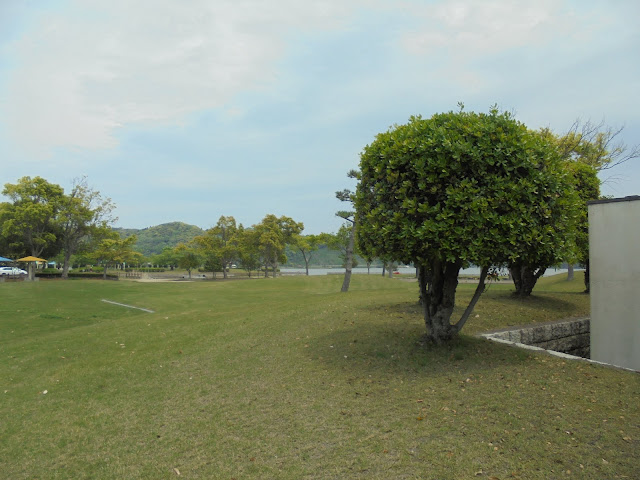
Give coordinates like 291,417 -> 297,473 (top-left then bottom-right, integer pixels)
418,262 -> 489,344
509,263 -> 546,297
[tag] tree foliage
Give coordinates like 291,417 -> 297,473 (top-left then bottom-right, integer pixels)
553,119 -> 640,172
1,176 -> 118,275
92,234 -> 141,279
537,124 -> 615,291
235,226 -> 262,277
505,131 -> 581,296
566,161 -> 600,292
151,246 -> 180,270
355,108 -> 577,342
192,216 -> 240,279
58,177 -> 117,278
2,176 -> 65,258
335,169 -> 359,291
291,233 -> 322,275
174,243 -> 202,279
326,224 -> 359,269
251,214 -> 303,277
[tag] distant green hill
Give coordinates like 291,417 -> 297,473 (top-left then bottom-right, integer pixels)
114,222 -> 204,257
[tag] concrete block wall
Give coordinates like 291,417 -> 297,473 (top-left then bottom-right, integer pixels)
486,318 -> 590,358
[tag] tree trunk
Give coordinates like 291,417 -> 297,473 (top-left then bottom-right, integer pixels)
418,262 -> 490,342
26,263 -> 35,282
509,263 -> 546,296
381,263 -> 386,277
423,260 -> 462,343
567,264 -> 574,281
417,265 -> 431,306
62,250 -> 72,279
454,266 -> 489,332
302,252 -> 310,276
340,222 -> 356,292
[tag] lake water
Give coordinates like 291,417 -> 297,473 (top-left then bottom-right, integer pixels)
280,266 -> 578,277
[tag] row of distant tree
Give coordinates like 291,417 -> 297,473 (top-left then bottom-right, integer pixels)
148,215 -> 386,279
0,176 -> 359,278
0,176 -> 118,278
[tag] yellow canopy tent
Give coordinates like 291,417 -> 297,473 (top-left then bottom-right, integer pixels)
17,256 -> 47,281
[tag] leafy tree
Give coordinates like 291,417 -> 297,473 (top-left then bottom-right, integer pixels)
0,202 -> 27,259
505,130 -> 580,297
174,243 -> 202,279
58,177 -> 116,278
291,233 -> 322,275
326,224 -> 359,269
192,216 -> 239,279
93,234 -> 141,279
235,226 -> 262,277
566,162 -> 600,292
381,259 -> 399,278
554,120 -> 639,172
252,214 -> 303,277
536,123 -> 627,287
335,169 -> 359,292
556,121 -> 635,288
203,254 -> 225,278
1,176 -> 65,258
151,246 -> 180,270
361,251 -> 375,274
355,108 -> 577,343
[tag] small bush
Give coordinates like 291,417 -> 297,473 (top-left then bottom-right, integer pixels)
41,268 -> 61,274
36,270 -> 62,278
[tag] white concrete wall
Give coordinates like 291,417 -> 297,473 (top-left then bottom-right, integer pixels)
589,197 -> 640,371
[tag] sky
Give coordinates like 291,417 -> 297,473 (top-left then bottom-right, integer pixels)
1,0 -> 639,234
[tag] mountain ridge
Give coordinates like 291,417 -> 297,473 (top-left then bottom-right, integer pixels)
113,221 -> 204,257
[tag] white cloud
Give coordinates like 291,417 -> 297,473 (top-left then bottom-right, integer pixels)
399,0 -> 595,59
3,0 -> 362,157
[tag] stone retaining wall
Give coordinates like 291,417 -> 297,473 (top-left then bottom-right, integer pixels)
482,318 -> 590,358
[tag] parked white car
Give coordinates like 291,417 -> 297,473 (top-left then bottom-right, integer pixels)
0,267 -> 28,276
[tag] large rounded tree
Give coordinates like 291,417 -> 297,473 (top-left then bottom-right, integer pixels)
355,108 -> 577,343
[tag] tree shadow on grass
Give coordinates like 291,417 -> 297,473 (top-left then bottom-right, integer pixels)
306,301 -> 534,380
460,288 -> 584,310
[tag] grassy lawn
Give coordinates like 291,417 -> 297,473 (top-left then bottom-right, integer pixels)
1,274 -> 637,479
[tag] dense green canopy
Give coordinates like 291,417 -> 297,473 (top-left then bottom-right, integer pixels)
355,108 -> 577,341
356,109 -> 576,269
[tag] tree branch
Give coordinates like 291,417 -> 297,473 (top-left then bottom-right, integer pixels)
454,266 -> 489,333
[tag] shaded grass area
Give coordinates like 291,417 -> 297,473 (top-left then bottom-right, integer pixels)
1,274 -> 637,479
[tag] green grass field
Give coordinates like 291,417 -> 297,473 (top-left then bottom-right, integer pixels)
1,274 -> 638,479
